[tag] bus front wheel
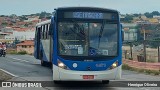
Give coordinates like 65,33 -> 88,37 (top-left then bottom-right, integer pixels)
54,80 -> 61,84
40,51 -> 45,66
102,80 -> 109,84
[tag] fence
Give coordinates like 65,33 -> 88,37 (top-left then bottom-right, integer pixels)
123,40 -> 160,63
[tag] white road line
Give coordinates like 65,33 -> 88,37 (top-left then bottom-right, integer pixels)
6,56 -> 40,65
0,69 -> 17,77
7,56 -> 29,63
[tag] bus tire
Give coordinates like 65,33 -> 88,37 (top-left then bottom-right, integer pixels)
40,51 -> 45,66
54,80 -> 61,84
50,62 -> 53,69
41,60 -> 45,66
102,80 -> 109,84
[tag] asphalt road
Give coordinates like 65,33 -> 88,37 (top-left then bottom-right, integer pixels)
0,55 -> 160,90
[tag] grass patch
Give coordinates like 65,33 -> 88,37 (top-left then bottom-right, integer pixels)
122,64 -> 160,76
17,51 -> 27,55
6,49 -> 17,54
7,50 -> 29,55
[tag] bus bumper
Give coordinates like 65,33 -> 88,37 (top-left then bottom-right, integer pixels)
53,65 -> 121,81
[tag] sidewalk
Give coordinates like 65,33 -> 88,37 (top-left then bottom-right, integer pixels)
123,59 -> 160,71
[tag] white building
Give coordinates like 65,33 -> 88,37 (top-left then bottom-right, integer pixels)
153,15 -> 160,19
24,16 -> 40,22
13,30 -> 35,41
0,27 -> 35,42
5,34 -> 15,41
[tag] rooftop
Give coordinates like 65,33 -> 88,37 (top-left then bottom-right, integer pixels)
16,40 -> 34,46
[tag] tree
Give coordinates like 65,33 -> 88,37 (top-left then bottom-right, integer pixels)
144,12 -> 153,18
152,11 -> 160,16
133,14 -> 140,17
19,16 -> 28,21
39,11 -> 52,19
123,15 -> 133,23
1,22 -> 8,26
9,14 -> 17,18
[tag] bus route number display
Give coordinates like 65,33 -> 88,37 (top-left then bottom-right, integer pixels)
73,12 -> 103,19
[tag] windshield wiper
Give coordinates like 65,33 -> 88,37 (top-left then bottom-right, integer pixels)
70,20 -> 85,39
98,21 -> 105,48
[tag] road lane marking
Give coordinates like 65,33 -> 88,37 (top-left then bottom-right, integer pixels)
0,69 -> 17,77
11,57 -> 29,62
6,56 -> 30,63
6,56 -> 41,65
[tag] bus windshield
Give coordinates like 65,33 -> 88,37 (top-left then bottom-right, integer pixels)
58,21 -> 118,57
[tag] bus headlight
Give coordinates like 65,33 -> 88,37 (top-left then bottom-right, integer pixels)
109,60 -> 118,70
58,60 -> 69,70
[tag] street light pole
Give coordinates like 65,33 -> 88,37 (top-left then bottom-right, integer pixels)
143,29 -> 146,40
142,25 -> 146,62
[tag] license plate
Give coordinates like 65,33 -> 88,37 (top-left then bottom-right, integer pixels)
83,75 -> 94,79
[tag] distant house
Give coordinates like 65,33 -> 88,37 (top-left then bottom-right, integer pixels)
13,27 -> 35,41
16,40 -> 34,54
0,32 -> 9,42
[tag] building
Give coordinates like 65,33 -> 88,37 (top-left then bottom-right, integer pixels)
16,40 -> 34,54
13,28 -> 35,41
122,23 -> 138,42
24,16 -> 40,22
0,32 -> 9,42
0,27 -> 35,42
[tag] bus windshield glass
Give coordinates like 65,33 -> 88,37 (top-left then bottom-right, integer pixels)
58,21 -> 118,57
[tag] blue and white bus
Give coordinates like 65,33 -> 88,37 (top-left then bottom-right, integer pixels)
34,7 -> 122,84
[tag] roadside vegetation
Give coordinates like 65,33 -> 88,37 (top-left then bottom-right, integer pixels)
122,64 -> 160,76
7,50 -> 28,55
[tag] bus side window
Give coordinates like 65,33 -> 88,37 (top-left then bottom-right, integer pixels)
41,26 -> 43,39
43,25 -> 46,39
47,24 -> 50,39
46,24 -> 49,39
49,23 -> 53,35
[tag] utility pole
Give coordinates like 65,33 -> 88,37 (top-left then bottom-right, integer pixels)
130,42 -> 133,59
158,46 -> 160,62
143,40 -> 146,62
142,25 -> 146,62
143,29 -> 146,40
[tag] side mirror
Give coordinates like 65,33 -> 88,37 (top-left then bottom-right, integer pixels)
121,24 -> 124,42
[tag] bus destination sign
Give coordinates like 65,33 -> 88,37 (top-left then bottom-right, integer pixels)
63,12 -> 117,20
73,12 -> 103,19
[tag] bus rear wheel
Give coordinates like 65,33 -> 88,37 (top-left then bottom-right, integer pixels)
102,80 -> 109,84
41,60 -> 45,66
40,51 -> 45,66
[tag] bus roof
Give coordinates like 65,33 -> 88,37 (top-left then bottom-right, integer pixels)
55,7 -> 119,13
36,20 -> 51,26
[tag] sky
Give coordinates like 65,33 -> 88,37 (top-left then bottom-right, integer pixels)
0,0 -> 160,16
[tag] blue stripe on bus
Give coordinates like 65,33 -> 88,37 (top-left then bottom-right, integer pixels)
56,56 -> 121,71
